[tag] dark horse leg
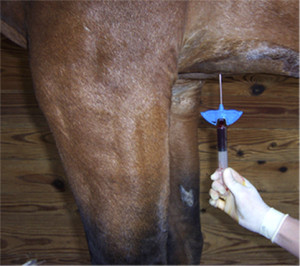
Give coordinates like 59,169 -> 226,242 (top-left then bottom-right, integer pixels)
26,1 -> 188,264
168,79 -> 204,264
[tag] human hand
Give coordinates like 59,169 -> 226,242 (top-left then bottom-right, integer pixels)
209,168 -> 287,241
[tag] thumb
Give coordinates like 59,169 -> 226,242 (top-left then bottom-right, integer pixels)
223,168 -> 245,194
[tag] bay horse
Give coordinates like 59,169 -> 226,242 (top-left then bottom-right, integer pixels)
1,1 -> 298,264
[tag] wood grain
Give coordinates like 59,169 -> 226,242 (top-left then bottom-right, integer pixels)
199,75 -> 299,129
1,34 -> 299,265
198,128 -> 298,162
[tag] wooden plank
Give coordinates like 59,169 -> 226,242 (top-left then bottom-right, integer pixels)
198,94 -> 298,129
1,36 -> 33,94
200,194 -> 299,265
1,116 -> 49,129
200,222 -> 298,265
201,74 -> 299,98
199,104 -> 298,131
1,67 -> 33,93
2,214 -> 89,265
198,128 -> 299,162
2,212 -> 85,235
1,192 -> 78,215
1,126 -> 59,160
1,93 -> 42,115
1,252 -> 90,266
2,160 -> 66,194
199,161 -> 299,193
200,201 -> 298,265
198,74 -> 299,129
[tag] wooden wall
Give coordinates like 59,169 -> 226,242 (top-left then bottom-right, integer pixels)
1,34 -> 299,265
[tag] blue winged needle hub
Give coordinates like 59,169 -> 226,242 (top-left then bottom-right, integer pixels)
201,104 -> 243,126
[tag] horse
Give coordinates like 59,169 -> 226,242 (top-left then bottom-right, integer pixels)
1,1 -> 298,264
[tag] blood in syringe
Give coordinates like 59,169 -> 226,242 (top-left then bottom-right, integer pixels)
217,118 -> 227,152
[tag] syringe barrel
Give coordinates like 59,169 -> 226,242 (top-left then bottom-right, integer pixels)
218,151 -> 228,169
217,119 -> 227,151
217,119 -> 228,169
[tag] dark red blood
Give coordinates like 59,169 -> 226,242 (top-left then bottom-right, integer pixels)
217,119 -> 227,151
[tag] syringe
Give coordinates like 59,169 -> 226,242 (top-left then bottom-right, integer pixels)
217,118 -> 228,170
201,74 -> 243,171
216,74 -> 228,170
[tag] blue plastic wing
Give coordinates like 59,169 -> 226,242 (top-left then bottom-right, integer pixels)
201,104 -> 243,126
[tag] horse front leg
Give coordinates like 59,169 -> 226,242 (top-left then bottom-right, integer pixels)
168,79 -> 204,264
26,1 -> 185,264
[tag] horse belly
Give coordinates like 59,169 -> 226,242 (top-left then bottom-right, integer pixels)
179,0 -> 299,77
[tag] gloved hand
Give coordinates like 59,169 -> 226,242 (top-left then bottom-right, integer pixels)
209,167 -> 288,242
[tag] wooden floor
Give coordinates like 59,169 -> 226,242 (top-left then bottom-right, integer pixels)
1,34 -> 299,265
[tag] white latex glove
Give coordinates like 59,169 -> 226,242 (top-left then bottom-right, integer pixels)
209,167 -> 288,242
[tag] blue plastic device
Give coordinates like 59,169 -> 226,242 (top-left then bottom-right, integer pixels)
201,74 -> 243,126
201,103 -> 243,126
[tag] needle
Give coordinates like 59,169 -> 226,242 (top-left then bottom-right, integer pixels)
219,73 -> 223,105
201,74 -> 243,170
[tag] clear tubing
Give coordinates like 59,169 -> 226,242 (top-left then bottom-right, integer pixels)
217,118 -> 228,170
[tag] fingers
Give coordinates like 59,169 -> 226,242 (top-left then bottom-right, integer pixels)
223,168 -> 247,194
211,168 -> 245,185
210,169 -> 222,181
209,167 -> 248,214
209,198 -> 225,210
209,188 -> 219,200
225,168 -> 245,185
209,180 -> 227,211
212,180 -> 226,195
